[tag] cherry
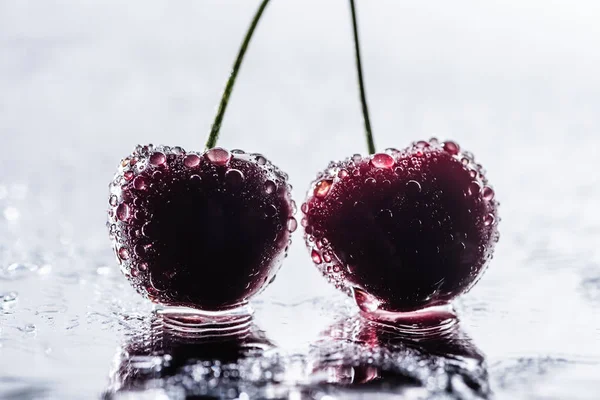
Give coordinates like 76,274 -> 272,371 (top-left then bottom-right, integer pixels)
106,0 -> 295,311
108,146 -> 295,310
302,1 -> 499,315
302,140 -> 498,313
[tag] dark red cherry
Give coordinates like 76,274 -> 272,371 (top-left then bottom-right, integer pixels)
107,145 -> 296,311
302,139 -> 499,313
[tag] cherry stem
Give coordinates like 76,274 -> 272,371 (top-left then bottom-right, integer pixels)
349,0 -> 375,155
205,0 -> 271,150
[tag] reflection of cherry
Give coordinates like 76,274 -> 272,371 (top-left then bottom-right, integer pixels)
105,316 -> 274,398
309,315 -> 489,397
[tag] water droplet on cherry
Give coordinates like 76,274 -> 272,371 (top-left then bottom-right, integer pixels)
406,180 -> 422,194
287,217 -> 297,232
206,147 -> 231,166
314,179 -> 333,199
118,247 -> 129,260
133,176 -> 147,190
116,203 -> 130,221
482,186 -> 495,201
311,249 -> 322,264
443,141 -> 460,155
225,169 -> 244,187
109,195 -> 118,206
149,152 -> 166,166
184,154 -> 200,168
468,181 -> 481,196
264,180 -> 276,194
370,153 -> 395,169
483,213 -> 495,226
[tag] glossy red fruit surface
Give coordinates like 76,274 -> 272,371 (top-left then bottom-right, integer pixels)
107,145 -> 296,311
302,139 -> 499,313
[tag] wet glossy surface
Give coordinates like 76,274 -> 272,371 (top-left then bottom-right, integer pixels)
1,1 -> 600,399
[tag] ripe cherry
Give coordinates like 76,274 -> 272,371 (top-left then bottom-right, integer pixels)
106,0 -> 295,312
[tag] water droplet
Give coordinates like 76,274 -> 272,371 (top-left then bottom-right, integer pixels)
190,174 -> 202,184
109,195 -> 118,206
352,154 -> 362,162
311,250 -> 322,264
301,217 -> 308,227
149,152 -> 166,166
184,154 -> 201,168
264,180 -> 276,194
141,221 -> 155,237
483,213 -> 495,226
443,141 -> 460,155
265,204 -> 277,217
461,158 -> 470,166
314,179 -> 333,199
124,171 -> 134,181
415,150 -> 424,157
225,169 -> 244,187
118,247 -> 130,260
152,170 -> 163,180
468,181 -> 481,197
290,200 -> 297,214
469,170 -> 478,179
365,177 -> 376,186
256,155 -> 267,165
116,203 -> 130,221
482,186 -> 495,201
338,169 -> 349,178
416,140 -> 430,148
133,176 -> 147,191
323,252 -> 332,263
406,180 -> 422,194
370,153 -> 395,169
394,166 -> 404,175
206,148 -> 231,166
287,217 -> 297,232
301,203 -> 309,214
138,263 -> 148,271
378,209 -> 393,219
353,288 -> 380,312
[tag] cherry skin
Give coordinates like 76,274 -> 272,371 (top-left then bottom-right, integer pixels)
107,145 -> 296,311
302,139 -> 499,314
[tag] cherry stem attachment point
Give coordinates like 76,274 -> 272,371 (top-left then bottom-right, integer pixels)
349,0 -> 375,155
206,0 -> 271,150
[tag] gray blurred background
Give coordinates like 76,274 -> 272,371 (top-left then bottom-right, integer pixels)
1,1 -> 599,398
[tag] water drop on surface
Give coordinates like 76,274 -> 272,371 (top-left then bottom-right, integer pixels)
123,171 -> 134,181
190,174 -> 202,184
264,180 -> 276,194
301,203 -> 309,214
118,247 -> 130,260
311,250 -> 322,264
406,180 -> 422,194
109,195 -> 118,206
184,154 -> 200,168
314,180 -> 333,199
206,148 -> 231,166
256,155 -> 267,165
116,203 -> 130,221
265,204 -> 277,217
338,169 -> 349,178
370,153 -> 395,169
225,169 -> 244,187
149,152 -> 166,166
365,177 -> 376,186
483,213 -> 495,226
482,186 -> 495,201
323,252 -> 332,263
468,181 -> 481,197
443,141 -> 460,155
287,217 -> 297,232
290,200 -> 297,214
138,263 -> 148,271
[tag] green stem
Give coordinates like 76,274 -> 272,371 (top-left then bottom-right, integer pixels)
205,0 -> 271,149
349,0 -> 375,154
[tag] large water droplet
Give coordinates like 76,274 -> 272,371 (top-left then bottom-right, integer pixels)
482,186 -> 495,201
133,176 -> 147,190
311,249 -> 322,264
468,181 -> 481,197
287,217 -> 297,232
264,180 -> 276,194
443,141 -> 460,155
149,152 -> 166,166
123,171 -> 134,181
109,195 -> 118,206
370,153 -> 395,169
483,213 -> 495,226
206,148 -> 231,166
314,179 -> 333,199
256,155 -> 267,165
184,154 -> 200,168
118,247 -> 130,260
116,203 -> 130,221
301,202 -> 309,214
225,169 -> 244,187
